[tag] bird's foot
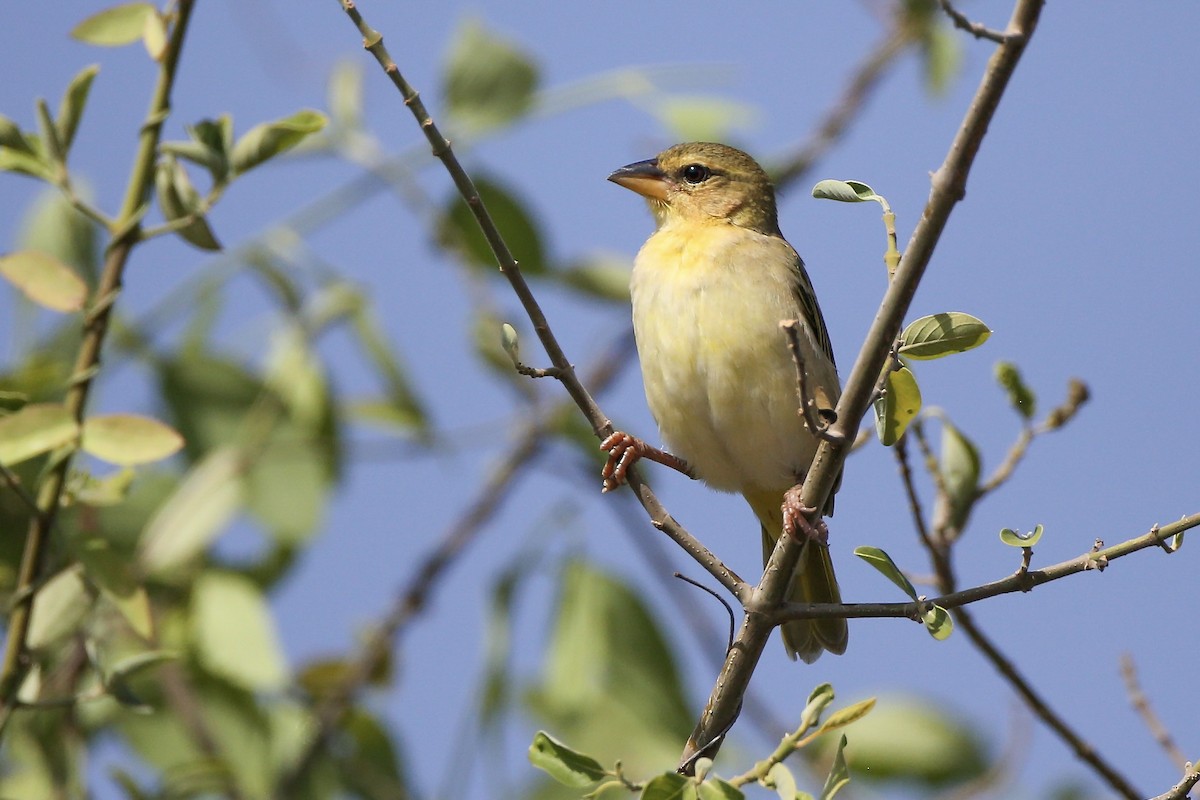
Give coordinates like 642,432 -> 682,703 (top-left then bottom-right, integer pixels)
600,432 -> 690,492
781,486 -> 829,545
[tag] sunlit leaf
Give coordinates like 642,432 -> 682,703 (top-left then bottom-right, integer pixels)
0,403 -> 79,466
999,524 -> 1044,548
28,565 -> 92,649
230,109 -> 327,175
137,448 -> 243,576
899,313 -> 990,360
654,96 -> 757,143
765,762 -> 797,800
812,179 -> 880,203
853,546 -> 918,599
141,9 -> 168,61
191,571 -> 288,691
800,682 -> 836,729
922,604 -> 953,640
56,64 -> 100,153
442,17 -> 538,132
873,366 -> 921,445
71,3 -> 157,47
0,144 -> 54,181
81,413 -> 184,466
938,419 -> 980,530
0,250 -> 88,312
528,731 -> 607,788
641,771 -> 695,800
698,777 -> 744,800
18,187 -> 100,283
557,256 -> 632,303
817,697 -> 876,735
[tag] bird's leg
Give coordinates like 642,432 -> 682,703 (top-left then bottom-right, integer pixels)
781,485 -> 829,545
600,431 -> 692,492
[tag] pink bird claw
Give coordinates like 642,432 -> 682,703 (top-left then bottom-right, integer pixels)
782,485 -> 829,545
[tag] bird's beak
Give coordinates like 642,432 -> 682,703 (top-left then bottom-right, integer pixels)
608,158 -> 669,201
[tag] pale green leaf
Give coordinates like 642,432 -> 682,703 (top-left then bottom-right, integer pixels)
922,604 -> 953,640
698,777 -> 745,800
81,413 -> 184,466
800,682 -> 835,729
654,96 -> 758,143
938,420 -> 980,530
853,546 -> 917,599
528,731 -> 607,788
70,3 -> 157,47
0,113 -> 32,151
18,187 -> 100,281
819,735 -> 851,800
0,146 -> 54,181
557,256 -> 632,303
999,524 -> 1044,548
328,59 -> 363,131
28,565 -> 92,650
107,650 -> 176,683
141,9 -> 167,61
0,403 -> 79,466
56,64 -> 100,153
812,179 -> 879,203
500,322 -> 521,366
899,312 -> 991,360
765,762 -> 797,800
873,366 -> 921,445
817,697 -> 876,735
191,571 -> 288,691
641,772 -> 695,800
436,174 -> 547,275
230,109 -> 327,175
137,448 -> 243,576
154,157 -> 221,251
443,18 -> 538,132
0,250 -> 88,312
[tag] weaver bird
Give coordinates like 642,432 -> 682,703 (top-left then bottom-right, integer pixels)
603,142 -> 846,663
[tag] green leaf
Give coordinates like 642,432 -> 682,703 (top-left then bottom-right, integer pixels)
436,174 -> 547,275
938,420 -> 980,530
442,17 -> 538,133
0,145 -> 55,181
68,465 -> 136,506
641,772 -> 695,800
853,546 -> 917,599
0,403 -> 79,466
920,24 -> 964,96
557,256 -> 632,303
70,3 -> 157,47
27,565 -> 92,650
0,113 -> 33,152
528,731 -> 607,788
230,109 -> 327,175
898,313 -> 991,360
18,188 -> 100,283
500,322 -> 521,368
811,179 -> 880,203
994,361 -> 1036,419
56,64 -> 100,153
823,694 -> 986,786
163,115 -> 233,183
819,735 -> 851,800
191,571 -> 288,691
873,366 -> 921,446
107,650 -> 176,683
141,9 -> 167,61
698,777 -> 745,800
0,250 -> 88,312
817,697 -> 876,735
764,762 -> 797,800
81,413 -> 184,466
137,447 -> 244,576
921,604 -> 953,640
999,524 -> 1044,548
154,156 -> 221,250
653,96 -> 758,144
800,682 -> 836,729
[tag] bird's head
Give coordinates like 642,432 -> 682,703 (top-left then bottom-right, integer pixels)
608,142 -> 780,235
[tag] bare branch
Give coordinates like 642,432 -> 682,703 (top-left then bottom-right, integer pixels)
938,0 -> 1012,44
1120,653 -> 1190,772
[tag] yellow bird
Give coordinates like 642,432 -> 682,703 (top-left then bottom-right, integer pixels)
603,142 -> 847,663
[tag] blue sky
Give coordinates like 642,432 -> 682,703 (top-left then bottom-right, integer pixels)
2,2 -> 1198,799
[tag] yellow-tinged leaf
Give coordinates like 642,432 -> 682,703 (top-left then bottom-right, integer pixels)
873,366 -> 921,446
81,413 -> 184,466
141,9 -> 167,60
817,697 -> 877,734
191,571 -> 288,691
28,565 -> 93,650
71,3 -> 157,47
0,250 -> 87,312
0,403 -> 79,466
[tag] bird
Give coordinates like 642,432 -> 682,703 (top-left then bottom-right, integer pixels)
602,142 -> 847,663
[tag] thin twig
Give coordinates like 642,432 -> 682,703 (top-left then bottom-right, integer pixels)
978,379 -> 1089,497
0,464 -> 41,517
679,0 -> 1047,769
0,0 -> 197,730
1120,653 -> 1190,772
334,0 -> 744,600
1149,764 -> 1200,800
673,573 -> 735,654
938,0 -> 1012,44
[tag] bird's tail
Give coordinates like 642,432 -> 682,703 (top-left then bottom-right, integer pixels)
747,490 -> 848,663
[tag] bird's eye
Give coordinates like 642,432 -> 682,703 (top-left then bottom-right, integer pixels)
681,164 -> 711,184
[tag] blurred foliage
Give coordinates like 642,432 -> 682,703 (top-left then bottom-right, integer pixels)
0,4 -> 1058,800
